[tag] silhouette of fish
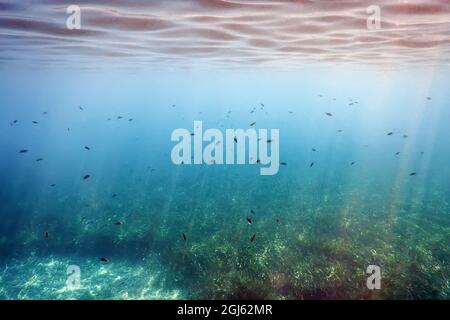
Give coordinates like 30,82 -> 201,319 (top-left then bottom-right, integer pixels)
387,132 -> 393,136
182,233 -> 187,241
267,139 -> 272,143
351,161 -> 356,165
45,231 -> 49,238
409,172 -> 417,176
50,184 -> 56,187
310,162 -> 314,167
312,148 -> 316,152
250,210 -> 255,214
36,158 -> 43,162
250,233 -> 256,242
280,162 -> 287,166
128,118 -> 133,122
234,137 -> 238,143
250,122 -> 256,126
117,116 -> 123,119
19,149 -> 28,153
100,257 -> 109,263
112,193 -> 117,198
115,221 -> 124,225
395,152 -> 400,155
83,175 -> 90,180
247,217 -> 253,225
79,106 -> 84,111
32,121 -> 38,124
325,112 -> 333,117
84,146 -> 90,151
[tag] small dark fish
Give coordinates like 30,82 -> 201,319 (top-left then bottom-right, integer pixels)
420,151 -> 425,155
43,111 -> 48,115
267,139 -> 272,143
19,149 -> 28,153
36,158 -> 43,162
45,231 -> 49,238
395,152 -> 400,155
387,132 -> 393,136
325,112 -> 332,117
32,121 -> 38,124
83,175 -> 90,180
318,94 -> 323,98
107,118 -> 111,121
250,210 -> 255,214
280,162 -> 287,166
112,193 -> 117,198
256,159 -> 261,164
117,116 -> 123,119
275,218 -> 280,223
312,148 -> 316,152
246,217 -> 253,225
50,184 -> 56,187
13,120 -> 18,124
409,172 -> 417,176
310,162 -> 314,168
128,118 -> 133,122
351,161 -> 356,165
234,137 -> 238,143
182,233 -> 187,241
115,220 -> 124,225
250,233 -> 256,242
190,133 -> 195,136
337,129 -> 343,132
403,135 -> 408,138
426,97 -> 431,100
100,257 -> 109,263
67,128 -> 70,131
250,122 -> 256,126
79,106 -> 84,111
84,146 -> 90,151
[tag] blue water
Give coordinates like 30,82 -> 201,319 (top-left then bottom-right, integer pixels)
0,66 -> 449,299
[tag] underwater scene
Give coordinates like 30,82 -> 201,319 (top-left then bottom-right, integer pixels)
0,1 -> 449,300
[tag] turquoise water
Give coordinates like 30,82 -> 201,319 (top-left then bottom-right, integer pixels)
0,67 -> 449,299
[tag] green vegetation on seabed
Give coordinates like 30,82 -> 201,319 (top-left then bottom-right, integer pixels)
0,169 -> 449,299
